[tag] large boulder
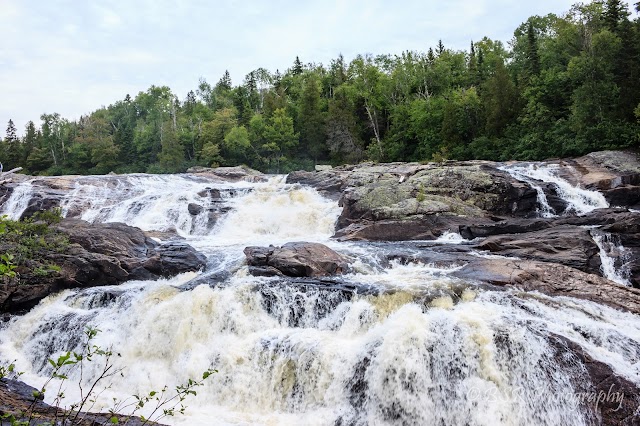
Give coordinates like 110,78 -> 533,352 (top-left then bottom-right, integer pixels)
244,242 -> 349,277
53,219 -> 207,283
0,219 -> 207,313
564,151 -> 640,208
336,164 -> 537,230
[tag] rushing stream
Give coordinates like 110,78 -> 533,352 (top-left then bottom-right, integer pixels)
1,173 -> 639,425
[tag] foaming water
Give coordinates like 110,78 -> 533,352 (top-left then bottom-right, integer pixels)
202,178 -> 341,247
591,230 -> 632,286
3,274 -> 640,425
433,231 -> 467,244
60,174 -> 253,236
0,173 -> 638,425
501,164 -> 609,216
0,180 -> 34,220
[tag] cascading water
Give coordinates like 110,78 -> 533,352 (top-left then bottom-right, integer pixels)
59,174 -> 256,237
591,230 -> 632,286
1,174 -> 639,425
0,180 -> 34,220
500,164 -> 609,216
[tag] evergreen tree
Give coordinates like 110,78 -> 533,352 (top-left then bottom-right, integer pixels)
292,56 -> 304,75
468,41 -> 478,85
525,22 -> 541,79
217,70 -> 232,91
5,119 -> 17,144
437,40 -> 445,55
22,121 -> 37,167
2,119 -> 21,169
299,75 -> 326,163
604,0 -> 627,32
427,48 -> 435,64
483,60 -> 518,137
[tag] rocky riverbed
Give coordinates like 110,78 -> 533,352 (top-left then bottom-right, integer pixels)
0,151 -> 639,425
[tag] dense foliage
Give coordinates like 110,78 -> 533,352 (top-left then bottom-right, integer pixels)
1,1 -> 639,174
0,210 -> 67,283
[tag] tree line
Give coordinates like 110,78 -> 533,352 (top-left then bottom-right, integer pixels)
1,0 -> 639,175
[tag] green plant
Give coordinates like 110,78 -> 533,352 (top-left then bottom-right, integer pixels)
430,146 -> 449,164
0,253 -> 17,278
0,360 -> 23,380
416,184 -> 426,203
0,210 -> 68,284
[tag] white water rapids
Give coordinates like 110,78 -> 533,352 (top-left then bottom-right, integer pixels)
500,163 -> 609,217
1,174 -> 639,425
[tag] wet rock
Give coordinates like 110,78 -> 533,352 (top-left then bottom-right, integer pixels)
0,378 -> 166,426
0,219 -> 206,313
602,185 -> 640,209
187,165 -> 266,182
0,283 -> 59,314
474,225 -> 602,274
144,242 -> 208,277
245,242 -> 349,277
54,219 -> 207,281
188,203 -> 204,215
547,335 -> 640,425
0,185 -> 13,207
19,192 -> 62,219
574,150 -> 640,189
286,170 -> 345,198
198,187 -> 222,199
334,216 -> 490,242
453,258 -> 640,314
460,218 -> 553,239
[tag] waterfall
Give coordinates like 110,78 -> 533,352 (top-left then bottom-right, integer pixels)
1,175 -> 639,425
60,174 -> 256,236
0,180 -> 34,220
501,164 -> 609,216
500,165 -> 556,217
591,230 -> 632,286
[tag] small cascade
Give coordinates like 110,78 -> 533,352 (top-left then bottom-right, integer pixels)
205,179 -> 342,247
500,165 -> 557,217
433,231 -> 467,244
591,230 -> 632,286
0,180 -> 34,220
501,163 -> 609,216
59,174 -> 248,236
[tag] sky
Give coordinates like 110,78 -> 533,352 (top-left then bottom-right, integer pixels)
0,0 -> 587,134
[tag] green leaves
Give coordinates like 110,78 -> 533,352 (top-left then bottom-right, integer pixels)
0,253 -> 17,278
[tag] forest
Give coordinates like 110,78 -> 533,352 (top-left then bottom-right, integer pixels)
1,0 -> 639,175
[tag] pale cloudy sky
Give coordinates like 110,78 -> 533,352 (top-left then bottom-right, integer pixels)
1,0 -> 584,134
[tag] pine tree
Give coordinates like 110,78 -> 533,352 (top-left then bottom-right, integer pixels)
468,41 -> 478,85
217,70 -> 232,91
427,48 -> 435,64
299,76 -> 326,163
437,40 -> 445,56
292,56 -> 303,75
3,119 -> 21,168
5,119 -> 17,143
604,0 -> 628,32
525,22 -> 541,79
